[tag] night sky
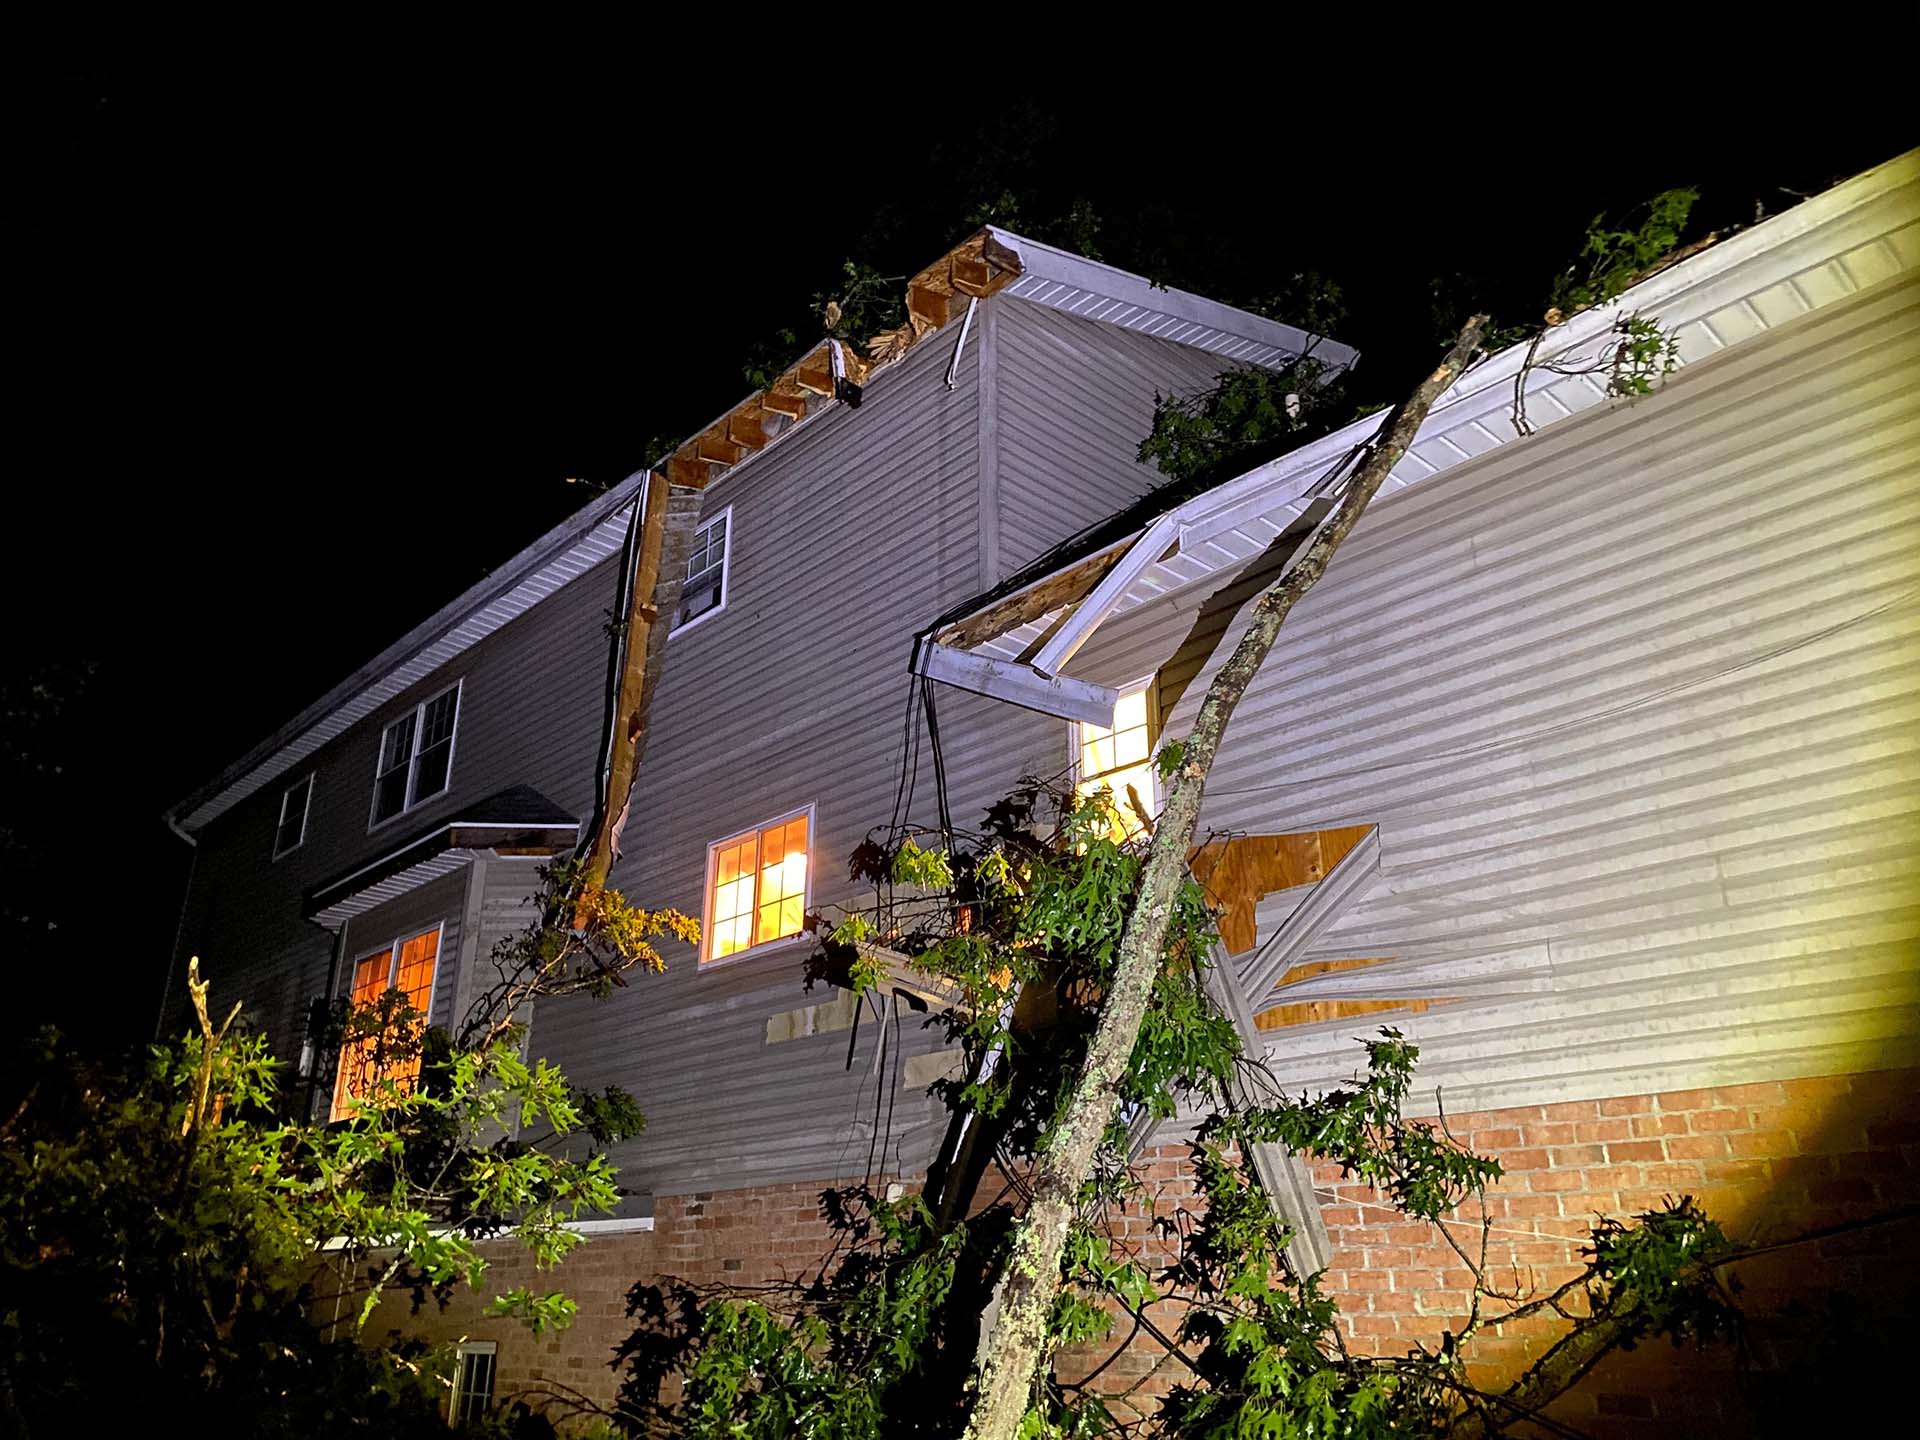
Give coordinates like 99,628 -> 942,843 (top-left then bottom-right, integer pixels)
5,59 -> 1908,1051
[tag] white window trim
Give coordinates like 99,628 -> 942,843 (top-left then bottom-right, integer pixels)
449,1339 -> 498,1425
670,506 -> 733,637
1070,675 -> 1163,822
367,679 -> 463,832
272,772 -> 314,859
699,800 -> 817,967
331,921 -> 446,1120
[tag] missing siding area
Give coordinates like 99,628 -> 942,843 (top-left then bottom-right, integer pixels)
1252,956 -> 1457,1031
1189,826 -> 1374,955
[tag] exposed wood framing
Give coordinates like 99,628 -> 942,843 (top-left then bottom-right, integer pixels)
650,228 -> 1022,499
935,543 -> 1131,651
575,233 -> 1023,913
915,641 -> 1119,727
1189,826 -> 1374,955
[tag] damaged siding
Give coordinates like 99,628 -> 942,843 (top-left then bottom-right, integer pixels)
1062,267 -> 1920,1115
531,326 -> 1004,1195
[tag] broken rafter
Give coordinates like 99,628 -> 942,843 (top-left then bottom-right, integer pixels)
936,543 -> 1131,652
646,229 -> 1021,502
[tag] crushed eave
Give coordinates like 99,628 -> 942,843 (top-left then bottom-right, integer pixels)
927,148 -> 1920,683
654,230 -> 1025,493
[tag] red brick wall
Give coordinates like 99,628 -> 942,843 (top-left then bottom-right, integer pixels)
367,1069 -> 1918,1435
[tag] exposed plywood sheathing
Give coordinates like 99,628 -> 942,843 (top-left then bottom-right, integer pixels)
937,543 -> 1132,651
1189,826 -> 1374,955
1252,956 -> 1456,1031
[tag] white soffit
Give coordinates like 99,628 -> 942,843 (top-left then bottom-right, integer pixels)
967,150 -> 1920,667
987,226 -> 1361,373
174,480 -> 643,832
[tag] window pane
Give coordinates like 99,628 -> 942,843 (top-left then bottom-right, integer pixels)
275,777 -> 309,854
379,714 -> 415,774
412,739 -> 452,802
1079,687 -> 1152,780
393,928 -> 439,1013
1075,761 -> 1156,843
420,689 -> 458,748
752,815 -> 807,945
709,833 -> 758,960
373,767 -> 409,823
332,948 -> 396,1119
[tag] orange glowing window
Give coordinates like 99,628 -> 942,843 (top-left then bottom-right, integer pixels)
330,925 -> 441,1120
704,810 -> 811,962
1073,682 -> 1160,842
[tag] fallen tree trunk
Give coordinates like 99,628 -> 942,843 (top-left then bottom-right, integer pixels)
960,315 -> 1490,1440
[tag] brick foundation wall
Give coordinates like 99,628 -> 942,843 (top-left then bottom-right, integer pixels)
368,1068 -> 1918,1435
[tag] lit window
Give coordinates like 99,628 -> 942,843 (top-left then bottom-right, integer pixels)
704,809 -> 811,961
372,682 -> 461,825
1073,682 -> 1159,841
331,925 -> 441,1120
274,774 -> 313,857
449,1341 -> 497,1424
675,510 -> 731,630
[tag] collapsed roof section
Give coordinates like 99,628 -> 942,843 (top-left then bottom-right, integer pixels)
916,148 -> 1920,726
167,225 -> 1350,838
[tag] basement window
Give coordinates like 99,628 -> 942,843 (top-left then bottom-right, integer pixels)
273,773 -> 313,858
330,924 -> 442,1120
449,1340 -> 497,1424
371,682 -> 461,826
674,509 -> 731,633
1072,681 -> 1160,842
703,806 -> 812,962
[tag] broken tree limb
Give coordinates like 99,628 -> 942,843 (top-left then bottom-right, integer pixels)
575,473 -> 703,919
959,316 -> 1489,1440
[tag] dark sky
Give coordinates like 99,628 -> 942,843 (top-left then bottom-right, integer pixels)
5,58 -> 1909,1051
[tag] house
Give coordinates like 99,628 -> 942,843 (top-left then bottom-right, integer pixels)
162,149 -> 1920,1431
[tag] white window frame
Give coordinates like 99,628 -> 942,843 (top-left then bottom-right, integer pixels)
1069,676 -> 1162,831
273,772 -> 314,859
699,801 -> 816,966
670,506 -> 733,637
368,680 -> 463,831
448,1339 -> 498,1425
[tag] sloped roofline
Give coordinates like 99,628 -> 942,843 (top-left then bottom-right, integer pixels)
930,147 -> 1920,674
166,228 -> 1359,836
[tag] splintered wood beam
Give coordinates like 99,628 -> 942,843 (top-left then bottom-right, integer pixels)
908,282 -> 949,331
762,385 -> 808,419
666,455 -> 711,490
577,471 -> 673,901
936,543 -> 1130,652
794,351 -> 835,395
950,253 -> 994,296
1189,826 -> 1374,955
695,426 -> 746,466
916,641 -> 1118,727
726,405 -> 770,451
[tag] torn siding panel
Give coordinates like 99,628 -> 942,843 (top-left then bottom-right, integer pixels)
1064,268 -> 1920,1115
